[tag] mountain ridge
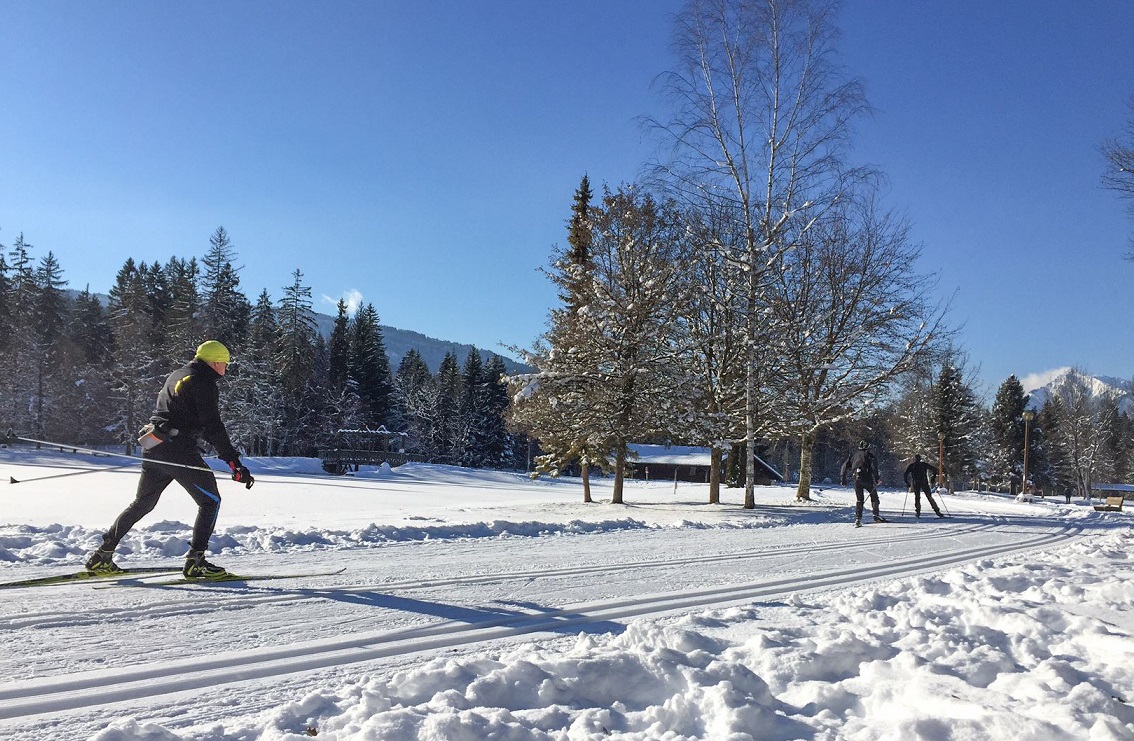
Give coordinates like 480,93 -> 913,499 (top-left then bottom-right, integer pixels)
1021,367 -> 1132,413
66,289 -> 531,375
311,312 -> 531,374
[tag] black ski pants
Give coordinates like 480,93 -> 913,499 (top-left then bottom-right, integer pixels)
102,442 -> 222,553
854,479 -> 881,520
911,482 -> 941,516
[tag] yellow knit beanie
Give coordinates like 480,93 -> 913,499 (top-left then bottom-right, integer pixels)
195,340 -> 231,364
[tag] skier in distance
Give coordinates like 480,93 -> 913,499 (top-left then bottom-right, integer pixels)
904,454 -> 945,518
841,440 -> 888,527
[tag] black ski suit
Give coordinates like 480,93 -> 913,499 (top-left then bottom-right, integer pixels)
841,449 -> 882,522
100,359 -> 242,553
903,459 -> 942,517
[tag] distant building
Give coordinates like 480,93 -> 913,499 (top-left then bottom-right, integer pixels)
626,444 -> 783,485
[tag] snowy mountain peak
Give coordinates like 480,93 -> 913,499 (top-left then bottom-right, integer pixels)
1021,367 -> 1131,412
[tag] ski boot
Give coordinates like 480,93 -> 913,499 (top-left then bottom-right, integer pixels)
85,548 -> 121,573
854,518 -> 862,528
183,550 -> 229,579
873,515 -> 889,523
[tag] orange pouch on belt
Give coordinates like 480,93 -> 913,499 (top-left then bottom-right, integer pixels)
137,424 -> 168,450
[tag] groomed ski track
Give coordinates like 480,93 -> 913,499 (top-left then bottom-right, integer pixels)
0,519 -> 1083,735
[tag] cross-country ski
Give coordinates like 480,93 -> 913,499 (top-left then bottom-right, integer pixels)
0,566 -> 180,589
95,567 -> 348,588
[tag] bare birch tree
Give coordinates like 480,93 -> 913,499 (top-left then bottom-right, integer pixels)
1101,96 -> 1134,258
682,205 -> 747,503
649,0 -> 869,507
765,193 -> 948,500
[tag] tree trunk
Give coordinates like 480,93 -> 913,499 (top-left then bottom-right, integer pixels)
744,324 -> 757,509
581,461 -> 593,503
709,445 -> 722,504
612,446 -> 625,504
796,432 -> 816,501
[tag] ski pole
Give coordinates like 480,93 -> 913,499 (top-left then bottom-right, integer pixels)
938,490 -> 951,517
5,432 -> 220,476
10,463 -> 139,485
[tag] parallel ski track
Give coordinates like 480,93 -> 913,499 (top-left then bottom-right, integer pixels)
0,523 -> 1081,721
2,521 -> 999,629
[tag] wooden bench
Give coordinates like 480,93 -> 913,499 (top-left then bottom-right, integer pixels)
1094,496 -> 1125,512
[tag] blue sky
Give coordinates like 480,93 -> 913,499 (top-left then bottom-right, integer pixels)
1,1 -> 1131,394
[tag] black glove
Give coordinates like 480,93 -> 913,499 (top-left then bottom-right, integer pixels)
229,461 -> 255,489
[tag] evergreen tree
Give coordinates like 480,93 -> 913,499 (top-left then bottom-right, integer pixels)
249,289 -> 279,353
309,332 -> 358,452
507,176 -> 606,500
458,349 -> 486,467
200,226 -> 251,347
107,258 -> 164,450
480,354 -> 512,469
348,303 -> 394,428
225,289 -> 284,456
2,234 -> 37,431
164,257 -> 202,359
7,234 -> 36,325
274,269 -> 318,455
328,299 -> 351,393
139,260 -> 170,330
932,358 -> 985,492
71,287 -> 112,363
28,251 -> 74,439
68,287 -> 115,445
1113,410 -> 1134,485
989,375 -> 1028,489
395,349 -> 437,459
1034,401 -> 1070,496
564,174 -> 594,312
0,241 -> 11,354
434,351 -> 463,464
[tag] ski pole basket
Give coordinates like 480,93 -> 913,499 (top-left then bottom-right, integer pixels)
317,426 -> 414,475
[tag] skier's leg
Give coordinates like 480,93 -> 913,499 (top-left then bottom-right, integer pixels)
170,461 -> 222,552
914,490 -> 922,517
925,486 -> 943,516
854,481 -> 865,522
869,485 -> 882,517
100,461 -> 174,551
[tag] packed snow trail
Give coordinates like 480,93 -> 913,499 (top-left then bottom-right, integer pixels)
0,521 -> 1081,724
0,453 -> 1126,740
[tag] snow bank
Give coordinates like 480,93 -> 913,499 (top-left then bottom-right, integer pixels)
91,533 -> 1134,741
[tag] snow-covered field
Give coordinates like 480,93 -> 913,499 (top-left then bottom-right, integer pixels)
0,446 -> 1132,740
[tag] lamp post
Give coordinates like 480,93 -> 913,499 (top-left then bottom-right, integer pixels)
937,432 -> 945,491
1022,410 -> 1034,499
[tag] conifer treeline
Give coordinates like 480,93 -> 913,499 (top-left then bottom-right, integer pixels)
0,227 -> 528,469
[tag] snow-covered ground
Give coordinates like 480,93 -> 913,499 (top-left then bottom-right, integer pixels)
0,446 -> 1132,740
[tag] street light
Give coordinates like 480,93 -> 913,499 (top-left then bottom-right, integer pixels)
1021,410 -> 1035,500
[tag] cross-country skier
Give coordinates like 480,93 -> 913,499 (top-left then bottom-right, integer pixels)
904,454 -> 944,518
84,340 -> 255,578
841,440 -> 887,527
